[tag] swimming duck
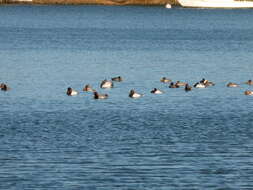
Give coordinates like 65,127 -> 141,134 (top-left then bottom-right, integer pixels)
83,84 -> 94,92
194,82 -> 206,88
66,87 -> 78,96
0,83 -> 10,91
100,79 -> 113,88
245,80 -> 253,85
185,83 -> 192,92
150,88 -> 163,94
175,81 -> 187,87
160,77 -> 171,83
93,91 -> 108,99
227,82 -> 239,88
111,76 -> 123,82
129,89 -> 143,98
200,78 -> 215,87
244,90 -> 253,96
200,78 -> 208,84
169,82 -> 179,88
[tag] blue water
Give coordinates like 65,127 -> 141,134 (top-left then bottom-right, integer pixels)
1,5 -> 253,189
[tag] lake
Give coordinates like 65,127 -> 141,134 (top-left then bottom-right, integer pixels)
0,5 -> 253,189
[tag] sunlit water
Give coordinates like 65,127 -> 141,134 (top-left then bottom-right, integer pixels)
0,5 -> 253,189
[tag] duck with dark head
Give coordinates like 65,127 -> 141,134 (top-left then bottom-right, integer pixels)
194,82 -> 206,88
129,89 -> 143,98
100,79 -> 114,88
185,83 -> 192,92
0,83 -> 10,91
111,76 -> 123,82
150,88 -> 163,94
169,82 -> 179,88
93,91 -> 108,99
245,80 -> 253,85
66,87 -> 78,96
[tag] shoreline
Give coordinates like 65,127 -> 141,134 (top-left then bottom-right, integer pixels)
0,0 -> 179,5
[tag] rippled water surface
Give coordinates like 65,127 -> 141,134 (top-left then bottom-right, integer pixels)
1,5 -> 253,189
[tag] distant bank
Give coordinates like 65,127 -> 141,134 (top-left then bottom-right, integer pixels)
0,0 -> 179,5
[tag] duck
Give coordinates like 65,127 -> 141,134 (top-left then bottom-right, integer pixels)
194,82 -> 206,88
160,77 -> 171,83
0,83 -> 10,91
175,81 -> 187,87
184,83 -> 192,92
245,80 -> 253,85
111,76 -> 123,82
169,82 -> 179,88
244,90 -> 253,96
66,87 -> 78,96
93,91 -> 108,99
200,78 -> 208,84
150,88 -> 163,94
200,78 -> 215,87
83,84 -> 94,92
100,79 -> 113,88
227,82 -> 239,88
129,89 -> 143,98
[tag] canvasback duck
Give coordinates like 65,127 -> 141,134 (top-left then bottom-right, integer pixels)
160,77 -> 171,83
66,87 -> 78,96
227,82 -> 239,88
93,91 -> 108,99
129,90 -> 143,98
150,88 -> 163,94
83,84 -> 94,92
185,84 -> 192,92
244,90 -> 253,96
111,76 -> 123,82
100,79 -> 113,88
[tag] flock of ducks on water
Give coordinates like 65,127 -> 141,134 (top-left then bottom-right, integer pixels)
1,77 -> 253,98
66,77 -> 253,99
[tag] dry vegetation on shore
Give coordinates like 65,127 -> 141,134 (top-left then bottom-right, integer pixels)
0,0 -> 179,5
